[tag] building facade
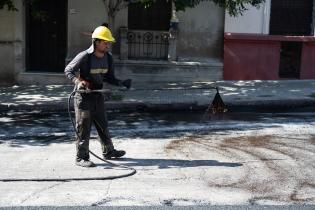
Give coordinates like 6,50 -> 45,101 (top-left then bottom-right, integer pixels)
0,0 -> 224,85
224,0 -> 315,80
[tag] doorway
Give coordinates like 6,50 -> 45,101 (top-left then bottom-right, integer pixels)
26,0 -> 67,72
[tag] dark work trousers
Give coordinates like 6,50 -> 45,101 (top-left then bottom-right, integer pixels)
74,92 -> 114,161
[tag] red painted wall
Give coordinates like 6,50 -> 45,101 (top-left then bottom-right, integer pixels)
300,42 -> 315,79
224,33 -> 315,80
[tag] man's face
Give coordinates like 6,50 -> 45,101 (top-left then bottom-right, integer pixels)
95,40 -> 112,53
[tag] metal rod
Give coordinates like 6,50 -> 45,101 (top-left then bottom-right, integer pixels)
75,89 -> 111,93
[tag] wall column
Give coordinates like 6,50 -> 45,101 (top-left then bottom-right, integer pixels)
262,0 -> 271,34
119,27 -> 128,60
312,0 -> 315,35
168,1 -> 178,61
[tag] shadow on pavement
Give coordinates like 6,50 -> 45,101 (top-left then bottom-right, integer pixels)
97,158 -> 243,169
0,136 -> 73,147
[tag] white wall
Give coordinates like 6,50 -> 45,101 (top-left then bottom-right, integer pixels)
224,0 -> 271,34
67,0 -> 127,58
0,0 -> 24,85
177,1 -> 225,60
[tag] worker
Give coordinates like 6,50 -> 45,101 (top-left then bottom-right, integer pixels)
65,26 -> 132,167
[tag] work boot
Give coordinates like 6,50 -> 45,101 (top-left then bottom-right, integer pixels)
104,149 -> 126,159
75,159 -> 96,167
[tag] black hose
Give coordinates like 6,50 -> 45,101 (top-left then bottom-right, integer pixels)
0,89 -> 136,182
68,90 -> 136,175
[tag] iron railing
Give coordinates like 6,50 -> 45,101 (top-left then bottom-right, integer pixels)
127,30 -> 169,60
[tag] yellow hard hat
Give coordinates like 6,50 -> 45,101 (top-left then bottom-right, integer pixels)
92,26 -> 115,42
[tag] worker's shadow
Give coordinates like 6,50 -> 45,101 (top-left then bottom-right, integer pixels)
97,158 -> 242,169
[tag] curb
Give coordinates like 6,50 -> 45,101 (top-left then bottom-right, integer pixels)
1,99 -> 315,113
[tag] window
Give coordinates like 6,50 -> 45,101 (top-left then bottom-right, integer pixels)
128,0 -> 172,30
269,0 -> 313,35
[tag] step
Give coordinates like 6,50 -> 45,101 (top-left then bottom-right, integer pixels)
17,59 -> 223,85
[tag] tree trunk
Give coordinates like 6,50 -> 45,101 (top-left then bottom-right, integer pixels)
108,14 -> 115,31
102,0 -> 128,37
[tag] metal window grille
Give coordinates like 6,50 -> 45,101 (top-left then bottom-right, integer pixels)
127,30 -> 169,60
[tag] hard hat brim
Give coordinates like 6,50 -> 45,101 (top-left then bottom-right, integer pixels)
92,35 -> 116,43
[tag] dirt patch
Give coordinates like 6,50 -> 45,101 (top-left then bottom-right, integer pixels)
290,182 -> 315,202
165,135 -> 237,159
215,135 -> 301,202
167,133 -> 314,204
165,135 -> 202,151
162,198 -> 202,206
222,135 -> 272,148
212,179 -> 247,188
249,196 -> 282,205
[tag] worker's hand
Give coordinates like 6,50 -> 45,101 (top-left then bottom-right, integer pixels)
104,92 -> 112,101
78,81 -> 89,90
74,78 -> 90,90
121,79 -> 132,90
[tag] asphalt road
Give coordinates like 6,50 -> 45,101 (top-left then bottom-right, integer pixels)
0,111 -> 314,206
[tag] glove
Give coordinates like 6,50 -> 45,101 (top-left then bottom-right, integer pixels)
74,78 -> 90,90
121,79 -> 132,89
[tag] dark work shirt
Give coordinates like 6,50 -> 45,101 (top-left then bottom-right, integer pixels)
64,45 -> 121,90
90,54 -> 109,89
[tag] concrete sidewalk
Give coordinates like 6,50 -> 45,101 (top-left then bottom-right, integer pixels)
1,80 -> 315,112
